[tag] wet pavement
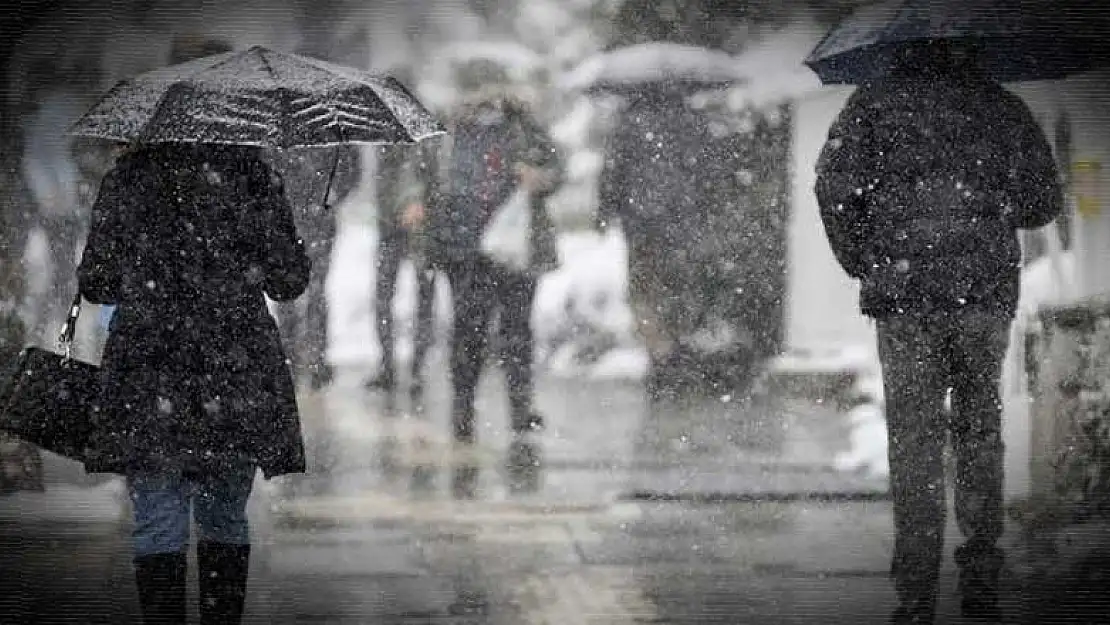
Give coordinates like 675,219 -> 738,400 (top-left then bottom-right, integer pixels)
0,355 -> 1037,623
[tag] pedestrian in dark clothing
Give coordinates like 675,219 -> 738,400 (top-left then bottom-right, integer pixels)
423,88 -> 563,447
365,141 -> 438,398
815,39 -> 1063,624
78,143 -> 310,624
597,87 -> 745,398
270,146 -> 358,391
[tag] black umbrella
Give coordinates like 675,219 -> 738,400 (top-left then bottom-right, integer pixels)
69,45 -> 446,207
805,0 -> 1110,84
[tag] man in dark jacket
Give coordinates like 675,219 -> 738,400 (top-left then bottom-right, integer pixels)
816,40 -> 1063,624
365,141 -> 438,399
423,85 -> 563,451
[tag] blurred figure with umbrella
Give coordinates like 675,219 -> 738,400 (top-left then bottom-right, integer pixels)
573,43 -> 761,399
809,4 -> 1078,619
71,46 -> 442,624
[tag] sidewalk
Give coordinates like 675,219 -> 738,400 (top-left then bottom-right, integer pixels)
0,365 -> 1042,623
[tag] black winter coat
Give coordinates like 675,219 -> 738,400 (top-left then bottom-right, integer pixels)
815,70 -> 1063,318
77,145 -> 310,479
423,97 -> 564,276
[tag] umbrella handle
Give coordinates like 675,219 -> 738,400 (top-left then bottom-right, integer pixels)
320,147 -> 341,211
56,293 -> 82,360
320,110 -> 344,211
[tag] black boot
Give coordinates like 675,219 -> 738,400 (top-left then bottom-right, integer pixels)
197,541 -> 251,625
890,573 -> 938,625
956,543 -> 1004,621
364,364 -> 395,392
134,552 -> 187,624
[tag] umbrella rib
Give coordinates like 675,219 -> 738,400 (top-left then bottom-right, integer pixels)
257,48 -> 279,79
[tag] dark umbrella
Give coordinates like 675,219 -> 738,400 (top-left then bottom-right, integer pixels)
69,45 -> 445,207
805,0 -> 1110,84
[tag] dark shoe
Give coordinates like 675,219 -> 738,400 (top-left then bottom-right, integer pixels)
956,543 -> 1004,621
890,577 -> 938,625
452,464 -> 480,499
409,372 -> 425,403
197,541 -> 251,625
889,601 -> 935,625
364,368 -> 395,392
134,552 -> 187,624
512,411 -> 545,435
308,362 -> 333,391
506,436 -> 542,494
453,407 -> 476,444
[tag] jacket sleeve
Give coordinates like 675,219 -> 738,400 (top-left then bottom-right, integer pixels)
376,145 -> 407,228
77,167 -> 130,305
815,89 -> 878,280
249,162 -> 311,301
416,140 -> 443,208
516,111 -> 567,199
1000,91 -> 1064,230
596,132 -> 625,231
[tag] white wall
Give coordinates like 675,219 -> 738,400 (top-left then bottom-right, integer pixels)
786,85 -> 877,360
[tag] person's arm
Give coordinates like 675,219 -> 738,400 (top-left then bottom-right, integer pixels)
815,89 -> 878,280
76,166 -> 130,304
376,145 -> 408,228
247,161 -> 310,301
595,132 -> 625,233
999,90 -> 1064,230
515,110 -> 566,198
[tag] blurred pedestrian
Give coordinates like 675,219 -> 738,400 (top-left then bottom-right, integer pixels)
423,71 -> 564,455
596,86 -> 723,398
816,39 -> 1063,624
364,139 -> 438,400
78,143 -> 310,624
270,146 -> 358,391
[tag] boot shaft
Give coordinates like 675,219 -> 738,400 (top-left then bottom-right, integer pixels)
197,540 -> 251,625
134,552 -> 187,625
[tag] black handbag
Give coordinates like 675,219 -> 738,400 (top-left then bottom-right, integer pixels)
0,294 -> 100,462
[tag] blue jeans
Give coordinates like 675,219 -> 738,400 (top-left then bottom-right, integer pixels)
128,466 -> 256,557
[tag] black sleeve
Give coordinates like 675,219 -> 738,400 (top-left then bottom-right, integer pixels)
815,89 -> 879,280
999,90 -> 1064,230
596,131 -> 626,230
248,162 -> 311,301
516,110 -> 567,199
76,167 -> 130,304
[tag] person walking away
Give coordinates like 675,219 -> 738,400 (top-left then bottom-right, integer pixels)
815,39 -> 1063,624
364,140 -> 438,400
596,87 -> 716,399
78,143 -> 310,624
424,85 -> 564,457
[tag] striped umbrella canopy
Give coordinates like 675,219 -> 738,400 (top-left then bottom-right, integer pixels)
69,45 -> 445,148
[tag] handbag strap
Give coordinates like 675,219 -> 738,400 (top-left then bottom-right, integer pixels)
57,293 -> 82,358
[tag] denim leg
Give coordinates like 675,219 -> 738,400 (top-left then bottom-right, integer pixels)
193,465 -> 256,546
128,472 -> 191,556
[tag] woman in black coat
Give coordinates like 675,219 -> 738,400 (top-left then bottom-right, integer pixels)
77,143 -> 310,624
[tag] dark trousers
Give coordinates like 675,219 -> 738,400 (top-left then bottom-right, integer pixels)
441,254 -> 538,440
876,310 -> 1010,606
375,227 -> 435,381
